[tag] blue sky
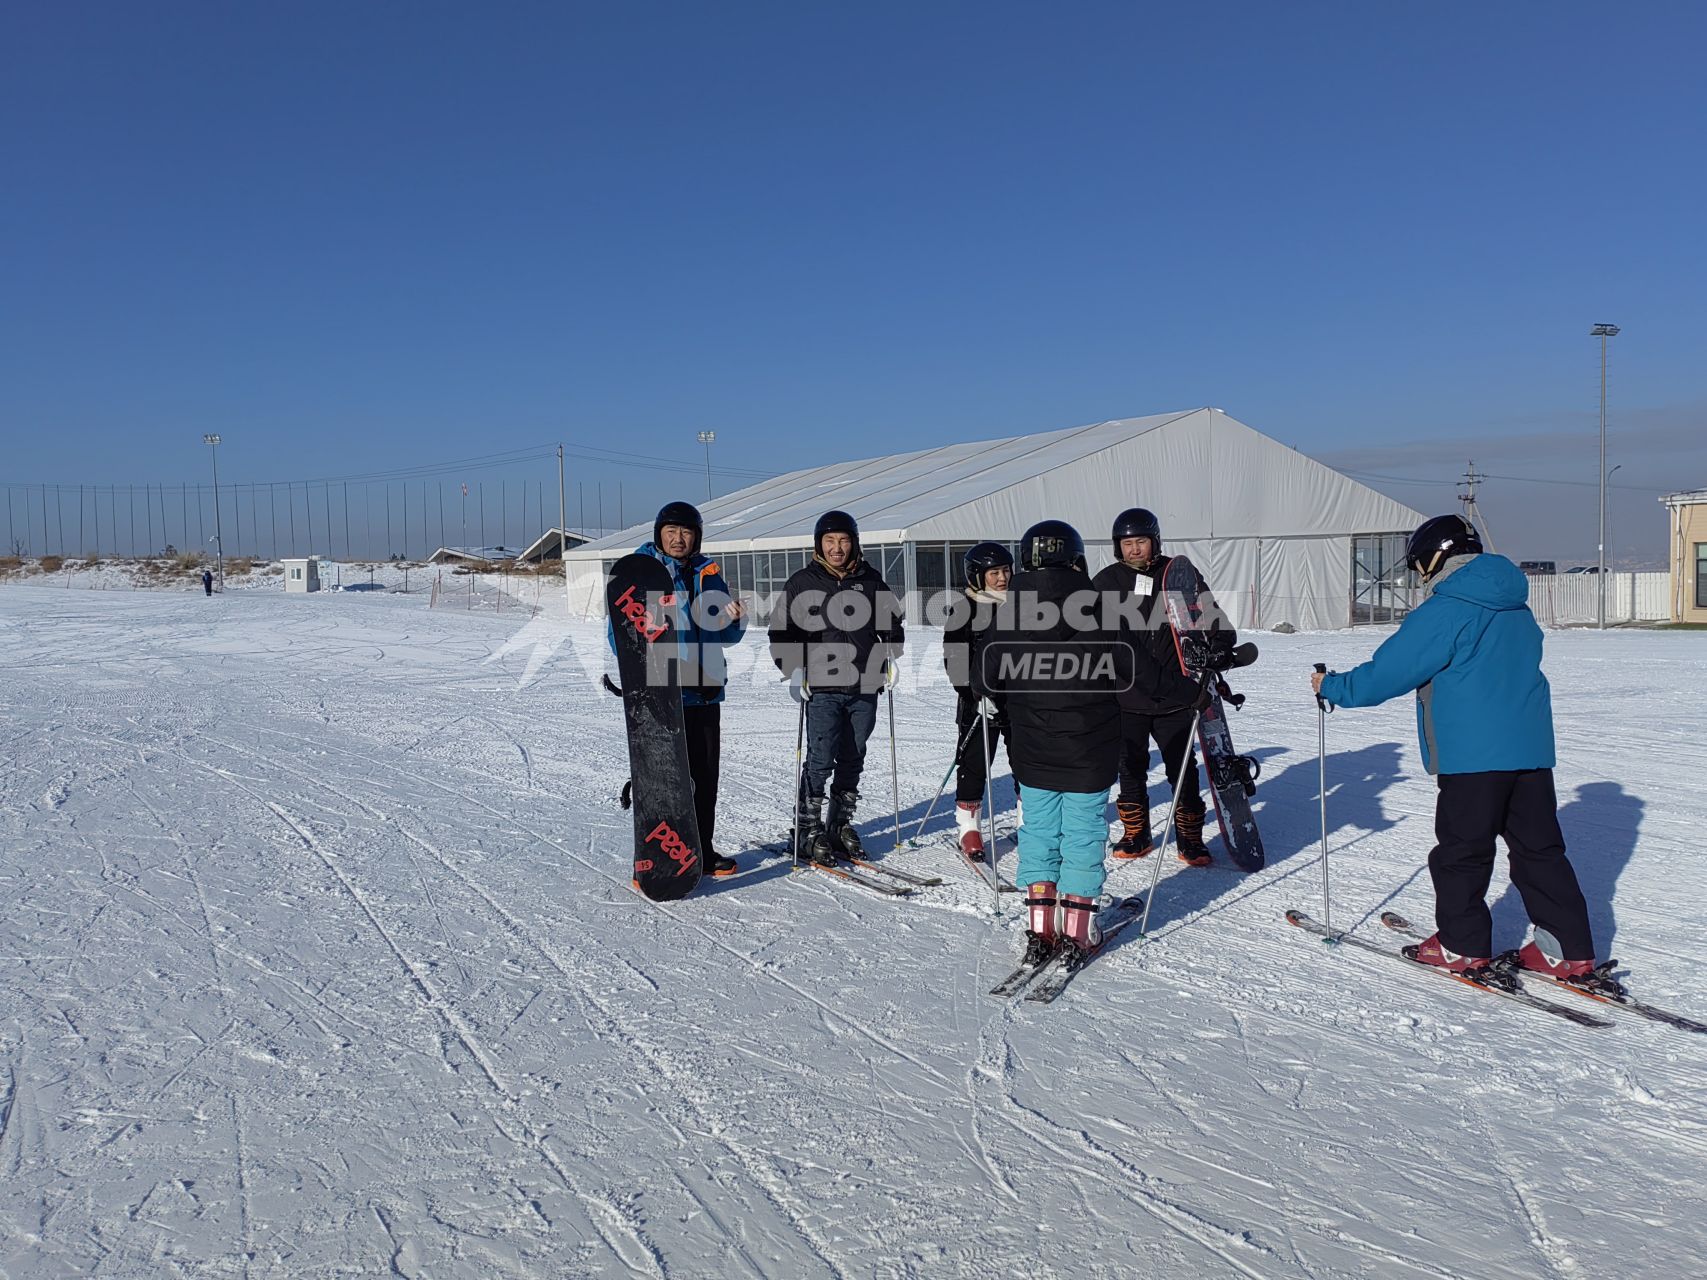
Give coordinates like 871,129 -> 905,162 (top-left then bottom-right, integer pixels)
3,1 -> 1702,563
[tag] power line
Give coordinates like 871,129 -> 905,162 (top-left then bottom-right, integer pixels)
1342,468 -> 1667,493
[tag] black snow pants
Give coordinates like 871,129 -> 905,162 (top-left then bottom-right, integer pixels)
1115,709 -> 1202,813
682,704 -> 722,859
1430,768 -> 1595,960
954,713 -> 1011,804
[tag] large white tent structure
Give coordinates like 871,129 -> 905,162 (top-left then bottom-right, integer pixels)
565,408 -> 1426,630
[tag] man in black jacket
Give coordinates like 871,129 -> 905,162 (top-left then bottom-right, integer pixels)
984,520 -> 1126,960
942,541 -> 1012,862
1090,508 -> 1228,866
769,510 -> 905,864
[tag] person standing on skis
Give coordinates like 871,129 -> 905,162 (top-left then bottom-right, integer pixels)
1313,514 -> 1600,980
942,541 -> 1012,862
1091,508 -> 1228,866
613,501 -> 746,877
769,510 -> 905,866
985,520 -> 1125,962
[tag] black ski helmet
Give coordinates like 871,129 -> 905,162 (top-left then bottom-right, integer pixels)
962,541 -> 1014,591
1405,514 -> 1483,579
813,509 -> 860,556
1019,519 -> 1086,571
653,500 -> 703,555
1111,507 -> 1162,556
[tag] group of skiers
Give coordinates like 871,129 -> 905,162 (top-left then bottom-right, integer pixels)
619,500 -> 1605,984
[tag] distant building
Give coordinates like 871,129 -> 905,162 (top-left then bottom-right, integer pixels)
283,558 -> 322,593
1661,489 -> 1707,623
514,527 -> 593,564
430,528 -> 593,569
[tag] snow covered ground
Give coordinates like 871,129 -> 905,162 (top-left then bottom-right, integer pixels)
1,582 -> 1704,1278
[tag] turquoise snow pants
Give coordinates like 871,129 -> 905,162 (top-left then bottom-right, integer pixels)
1016,783 -> 1109,899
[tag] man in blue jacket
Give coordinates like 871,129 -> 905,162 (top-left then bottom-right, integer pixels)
614,501 -> 747,876
1312,515 -> 1598,980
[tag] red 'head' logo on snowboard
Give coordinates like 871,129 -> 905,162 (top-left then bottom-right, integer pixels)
645,820 -> 699,876
614,584 -> 674,644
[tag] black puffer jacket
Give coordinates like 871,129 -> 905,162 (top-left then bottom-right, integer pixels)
983,565 -> 1123,793
943,589 -> 1004,725
768,557 -> 905,693
1091,557 -> 1223,715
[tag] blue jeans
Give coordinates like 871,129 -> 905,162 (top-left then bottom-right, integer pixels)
803,691 -> 879,800
1016,784 -> 1109,899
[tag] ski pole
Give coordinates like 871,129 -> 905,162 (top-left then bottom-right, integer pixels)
887,684 -> 902,850
980,705 -> 998,916
1314,662 -> 1333,933
1139,672 -> 1213,941
791,694 -> 807,870
908,716 -> 981,845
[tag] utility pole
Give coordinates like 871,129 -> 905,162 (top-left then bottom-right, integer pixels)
1591,323 -> 1620,629
1457,460 -> 1495,552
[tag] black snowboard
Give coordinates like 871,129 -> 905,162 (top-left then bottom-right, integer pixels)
1160,555 -> 1265,872
606,553 -> 704,901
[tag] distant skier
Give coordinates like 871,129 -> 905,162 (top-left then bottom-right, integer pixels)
611,502 -> 746,877
985,520 -> 1124,962
1091,508 -> 1229,866
202,569 -> 214,596
1313,515 -> 1600,978
769,510 -> 905,865
942,541 -> 1013,861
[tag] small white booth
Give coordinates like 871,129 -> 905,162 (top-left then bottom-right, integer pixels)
283,558 -> 322,593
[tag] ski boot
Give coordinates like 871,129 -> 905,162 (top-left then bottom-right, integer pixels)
1172,802 -> 1212,867
794,795 -> 834,867
955,801 -> 985,862
827,789 -> 865,859
1506,930 -> 1626,998
1111,798 -> 1154,859
1060,894 -> 1104,960
1021,882 -> 1061,965
1402,933 -> 1493,975
706,851 -> 738,878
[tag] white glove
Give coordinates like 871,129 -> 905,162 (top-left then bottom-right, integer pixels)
788,669 -> 811,704
883,657 -> 900,690
978,697 -> 999,720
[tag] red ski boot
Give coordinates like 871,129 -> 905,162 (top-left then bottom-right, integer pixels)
1021,882 -> 1060,965
956,801 -> 986,863
1060,894 -> 1103,956
1402,933 -> 1492,975
1513,941 -> 1596,981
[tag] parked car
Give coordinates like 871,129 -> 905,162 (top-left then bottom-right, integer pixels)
1564,566 -> 1602,574
1519,561 -> 1557,575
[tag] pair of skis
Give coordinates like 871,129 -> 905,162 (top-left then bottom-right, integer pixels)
1288,910 -> 1705,1034
988,895 -> 1147,1005
760,837 -> 945,897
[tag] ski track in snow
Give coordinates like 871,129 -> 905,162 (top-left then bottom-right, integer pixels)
1,582 -> 1705,1277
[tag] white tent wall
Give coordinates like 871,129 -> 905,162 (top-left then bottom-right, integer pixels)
565,559 -> 605,615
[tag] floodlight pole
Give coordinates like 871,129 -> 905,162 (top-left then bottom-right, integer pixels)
1591,323 -> 1619,629
558,444 -> 570,610
203,433 -> 225,590
698,431 -> 716,502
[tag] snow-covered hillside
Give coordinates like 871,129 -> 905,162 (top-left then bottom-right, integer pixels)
1,584 -> 1703,1278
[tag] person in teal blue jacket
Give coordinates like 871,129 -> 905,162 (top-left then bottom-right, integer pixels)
610,501 -> 747,875
1312,515 -> 1598,981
